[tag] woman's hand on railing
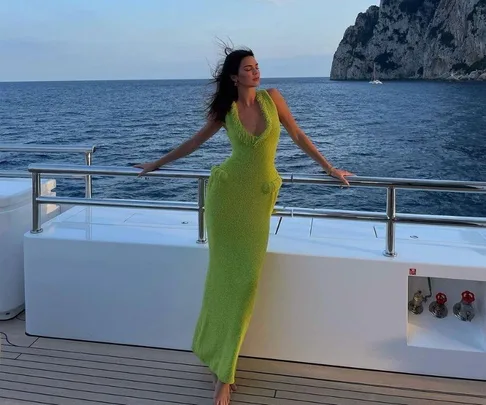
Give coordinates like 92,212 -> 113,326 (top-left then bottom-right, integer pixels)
329,168 -> 354,187
133,161 -> 160,177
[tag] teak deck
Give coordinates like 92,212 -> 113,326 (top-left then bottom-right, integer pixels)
0,314 -> 483,405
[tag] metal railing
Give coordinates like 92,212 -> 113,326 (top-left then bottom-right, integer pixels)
0,144 -> 96,198
27,163 -> 486,256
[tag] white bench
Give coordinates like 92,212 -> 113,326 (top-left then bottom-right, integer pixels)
24,206 -> 486,380
0,178 -> 58,319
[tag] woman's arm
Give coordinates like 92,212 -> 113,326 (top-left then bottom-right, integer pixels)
134,119 -> 223,176
267,88 -> 353,186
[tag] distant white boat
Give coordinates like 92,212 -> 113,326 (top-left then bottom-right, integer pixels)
370,64 -> 383,84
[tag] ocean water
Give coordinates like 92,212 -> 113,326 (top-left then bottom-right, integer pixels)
1,77 -> 485,217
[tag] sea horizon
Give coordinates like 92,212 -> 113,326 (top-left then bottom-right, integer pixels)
0,76 -> 331,84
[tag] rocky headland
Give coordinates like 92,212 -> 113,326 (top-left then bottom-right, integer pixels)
330,0 -> 486,81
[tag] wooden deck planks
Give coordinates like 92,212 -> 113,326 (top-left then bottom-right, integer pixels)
1,315 -> 484,405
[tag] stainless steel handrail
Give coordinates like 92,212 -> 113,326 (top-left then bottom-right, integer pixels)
0,144 -> 96,198
26,163 -> 486,192
27,163 -> 486,256
0,144 -> 96,154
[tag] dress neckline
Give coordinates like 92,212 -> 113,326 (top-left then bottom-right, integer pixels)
231,90 -> 269,139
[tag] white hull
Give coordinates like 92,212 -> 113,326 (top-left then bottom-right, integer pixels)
23,206 -> 486,381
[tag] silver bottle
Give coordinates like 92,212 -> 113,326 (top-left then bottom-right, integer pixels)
429,292 -> 448,319
453,291 -> 475,322
408,290 -> 424,314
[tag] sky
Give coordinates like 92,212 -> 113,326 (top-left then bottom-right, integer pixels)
0,0 -> 380,82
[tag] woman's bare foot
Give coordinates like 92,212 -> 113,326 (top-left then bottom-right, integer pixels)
214,380 -> 231,405
212,373 -> 237,392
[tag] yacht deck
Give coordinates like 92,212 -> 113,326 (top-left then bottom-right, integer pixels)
1,314 -> 484,405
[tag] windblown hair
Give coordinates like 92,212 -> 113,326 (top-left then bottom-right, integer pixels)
206,44 -> 254,123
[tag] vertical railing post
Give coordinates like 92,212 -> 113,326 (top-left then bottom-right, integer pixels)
197,177 -> 207,244
383,186 -> 396,257
30,171 -> 43,234
84,151 -> 93,198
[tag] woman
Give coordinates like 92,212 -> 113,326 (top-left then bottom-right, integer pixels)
135,46 -> 353,405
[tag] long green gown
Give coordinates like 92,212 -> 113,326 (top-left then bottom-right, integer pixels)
192,89 -> 282,384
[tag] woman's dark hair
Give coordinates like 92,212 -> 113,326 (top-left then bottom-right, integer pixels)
206,44 -> 254,123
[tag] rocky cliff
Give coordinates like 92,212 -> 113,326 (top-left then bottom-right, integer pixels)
330,0 -> 486,81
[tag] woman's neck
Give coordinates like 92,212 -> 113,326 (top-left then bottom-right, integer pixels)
237,87 -> 257,107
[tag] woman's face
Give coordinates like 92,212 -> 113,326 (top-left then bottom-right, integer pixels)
235,56 -> 260,87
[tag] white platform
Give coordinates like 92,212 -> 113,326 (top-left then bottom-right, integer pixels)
23,206 -> 486,380
0,178 -> 58,320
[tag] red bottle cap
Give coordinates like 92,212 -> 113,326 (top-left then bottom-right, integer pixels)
462,290 -> 475,304
436,292 -> 447,305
